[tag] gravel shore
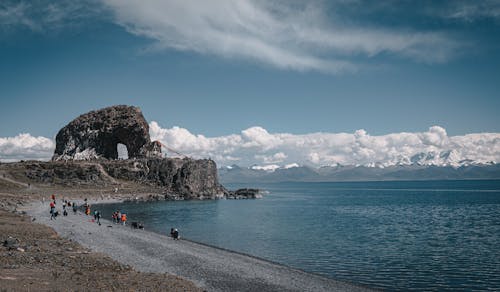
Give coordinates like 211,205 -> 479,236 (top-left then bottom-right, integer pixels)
25,200 -> 372,292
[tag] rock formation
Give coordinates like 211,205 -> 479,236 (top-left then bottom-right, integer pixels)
102,158 -> 226,199
52,105 -> 161,161
226,188 -> 261,199
1,105 -> 258,200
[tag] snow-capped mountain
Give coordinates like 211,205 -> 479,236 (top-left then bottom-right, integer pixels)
219,159 -> 500,183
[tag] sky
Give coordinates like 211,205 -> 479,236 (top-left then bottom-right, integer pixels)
1,0 -> 499,167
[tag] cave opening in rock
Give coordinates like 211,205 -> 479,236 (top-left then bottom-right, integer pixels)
117,143 -> 129,160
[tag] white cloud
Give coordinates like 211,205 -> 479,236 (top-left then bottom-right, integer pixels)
149,122 -> 500,168
255,152 -> 287,164
101,0 -> 459,72
0,0 -> 103,34
2,125 -> 499,168
0,2 -> 39,31
0,133 -> 55,162
442,1 -> 500,21
251,164 -> 280,172
0,1 -> 465,71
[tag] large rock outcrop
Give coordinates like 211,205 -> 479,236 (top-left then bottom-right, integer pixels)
19,158 -> 227,199
52,105 -> 161,161
102,158 -> 225,199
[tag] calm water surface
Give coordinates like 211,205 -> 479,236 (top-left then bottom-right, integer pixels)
96,180 -> 500,291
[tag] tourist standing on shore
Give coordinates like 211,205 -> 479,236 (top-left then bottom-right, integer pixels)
117,211 -> 122,224
72,203 -> 77,214
171,228 -> 179,240
50,201 -> 56,220
121,213 -> 127,226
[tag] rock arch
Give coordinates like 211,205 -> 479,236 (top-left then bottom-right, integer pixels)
52,105 -> 161,160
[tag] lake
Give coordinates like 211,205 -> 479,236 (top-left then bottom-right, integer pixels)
96,180 -> 500,291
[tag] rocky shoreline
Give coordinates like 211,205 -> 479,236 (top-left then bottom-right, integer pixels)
22,196 -> 371,292
0,195 -> 201,291
0,175 -> 373,292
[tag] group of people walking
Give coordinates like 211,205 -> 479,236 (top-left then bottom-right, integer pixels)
48,195 -> 130,228
49,194 -> 77,220
47,196 -> 98,226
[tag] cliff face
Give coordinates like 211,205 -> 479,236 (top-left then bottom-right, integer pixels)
17,158 -> 226,199
102,158 -> 226,199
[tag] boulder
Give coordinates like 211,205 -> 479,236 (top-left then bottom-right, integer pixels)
3,236 -> 19,250
52,105 -> 161,160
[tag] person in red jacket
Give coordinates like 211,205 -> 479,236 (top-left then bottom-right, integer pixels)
49,201 -> 56,220
121,213 -> 127,226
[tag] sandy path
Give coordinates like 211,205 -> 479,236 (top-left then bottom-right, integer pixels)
25,201 -> 371,292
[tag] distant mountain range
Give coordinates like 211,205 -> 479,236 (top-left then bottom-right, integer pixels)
219,163 -> 500,183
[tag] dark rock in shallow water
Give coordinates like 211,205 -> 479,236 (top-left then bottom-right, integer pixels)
227,188 -> 261,199
52,105 -> 161,161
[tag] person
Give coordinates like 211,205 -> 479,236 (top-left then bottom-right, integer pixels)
50,201 -> 56,220
121,213 -> 127,226
170,228 -> 175,238
93,210 -> 98,221
112,212 -> 117,223
72,203 -> 77,214
96,211 -> 101,225
117,211 -> 122,224
173,228 -> 179,240
62,203 -> 67,216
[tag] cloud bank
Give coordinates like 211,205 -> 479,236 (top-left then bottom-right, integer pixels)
1,125 -> 499,168
102,0 -> 459,72
0,133 -> 55,162
149,122 -> 500,168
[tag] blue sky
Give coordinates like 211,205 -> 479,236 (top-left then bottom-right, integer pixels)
1,1 -> 500,166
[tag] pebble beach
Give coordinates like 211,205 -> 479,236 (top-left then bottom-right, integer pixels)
25,199 -> 371,292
